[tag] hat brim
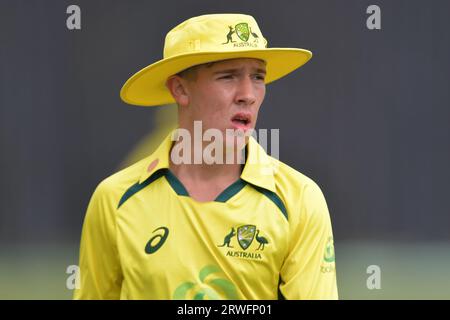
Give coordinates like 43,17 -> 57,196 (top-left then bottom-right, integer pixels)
120,48 -> 312,106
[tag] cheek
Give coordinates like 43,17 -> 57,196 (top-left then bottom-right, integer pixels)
254,85 -> 265,109
199,85 -> 233,113
190,88 -> 228,124
257,84 -> 266,101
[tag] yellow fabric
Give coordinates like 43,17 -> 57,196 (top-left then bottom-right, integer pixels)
74,132 -> 338,300
120,14 -> 312,107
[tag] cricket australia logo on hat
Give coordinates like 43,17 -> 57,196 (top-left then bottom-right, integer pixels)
235,23 -> 251,41
222,22 -> 261,48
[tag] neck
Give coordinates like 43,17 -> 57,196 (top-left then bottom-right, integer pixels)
169,139 -> 245,182
167,126 -> 249,202
169,124 -> 248,178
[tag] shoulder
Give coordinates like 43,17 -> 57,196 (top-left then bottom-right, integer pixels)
91,155 -> 152,207
269,156 -> 329,223
270,156 -> 325,199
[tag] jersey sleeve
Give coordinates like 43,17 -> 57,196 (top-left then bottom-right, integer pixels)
279,181 -> 338,300
73,181 -> 123,299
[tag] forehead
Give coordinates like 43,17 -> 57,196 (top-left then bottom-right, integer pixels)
205,58 -> 266,72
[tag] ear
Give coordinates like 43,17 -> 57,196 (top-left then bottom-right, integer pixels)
166,75 -> 189,108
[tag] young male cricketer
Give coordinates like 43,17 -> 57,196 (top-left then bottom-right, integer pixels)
74,13 -> 338,300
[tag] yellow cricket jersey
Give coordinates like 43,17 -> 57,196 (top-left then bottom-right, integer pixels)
74,131 -> 338,300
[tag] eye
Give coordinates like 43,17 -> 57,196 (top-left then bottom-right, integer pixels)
218,74 -> 234,80
253,74 -> 266,81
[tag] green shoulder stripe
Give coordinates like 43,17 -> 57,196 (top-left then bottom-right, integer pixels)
117,169 -> 166,208
250,184 -> 288,221
215,179 -> 248,202
164,170 -> 189,196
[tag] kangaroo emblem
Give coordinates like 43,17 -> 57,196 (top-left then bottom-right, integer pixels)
222,26 -> 236,44
218,227 -> 236,248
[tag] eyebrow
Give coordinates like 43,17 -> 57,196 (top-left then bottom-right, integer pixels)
213,68 -> 267,75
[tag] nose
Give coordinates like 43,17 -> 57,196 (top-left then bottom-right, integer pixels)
235,77 -> 256,106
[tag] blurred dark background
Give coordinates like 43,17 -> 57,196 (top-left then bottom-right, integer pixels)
1,0 -> 449,299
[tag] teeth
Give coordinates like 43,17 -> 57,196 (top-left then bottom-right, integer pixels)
232,115 -> 250,124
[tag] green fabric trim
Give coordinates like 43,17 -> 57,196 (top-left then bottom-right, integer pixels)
165,168 -> 247,202
120,167 -> 283,209
164,170 -> 189,196
117,169 -> 166,209
214,179 -> 248,202
251,184 -> 288,221
278,275 -> 286,300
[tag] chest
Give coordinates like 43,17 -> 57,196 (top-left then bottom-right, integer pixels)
114,183 -> 290,298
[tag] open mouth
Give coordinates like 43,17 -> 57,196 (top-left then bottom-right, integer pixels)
231,113 -> 251,127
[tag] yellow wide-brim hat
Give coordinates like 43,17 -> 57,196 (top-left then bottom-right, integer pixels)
120,13 -> 312,107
